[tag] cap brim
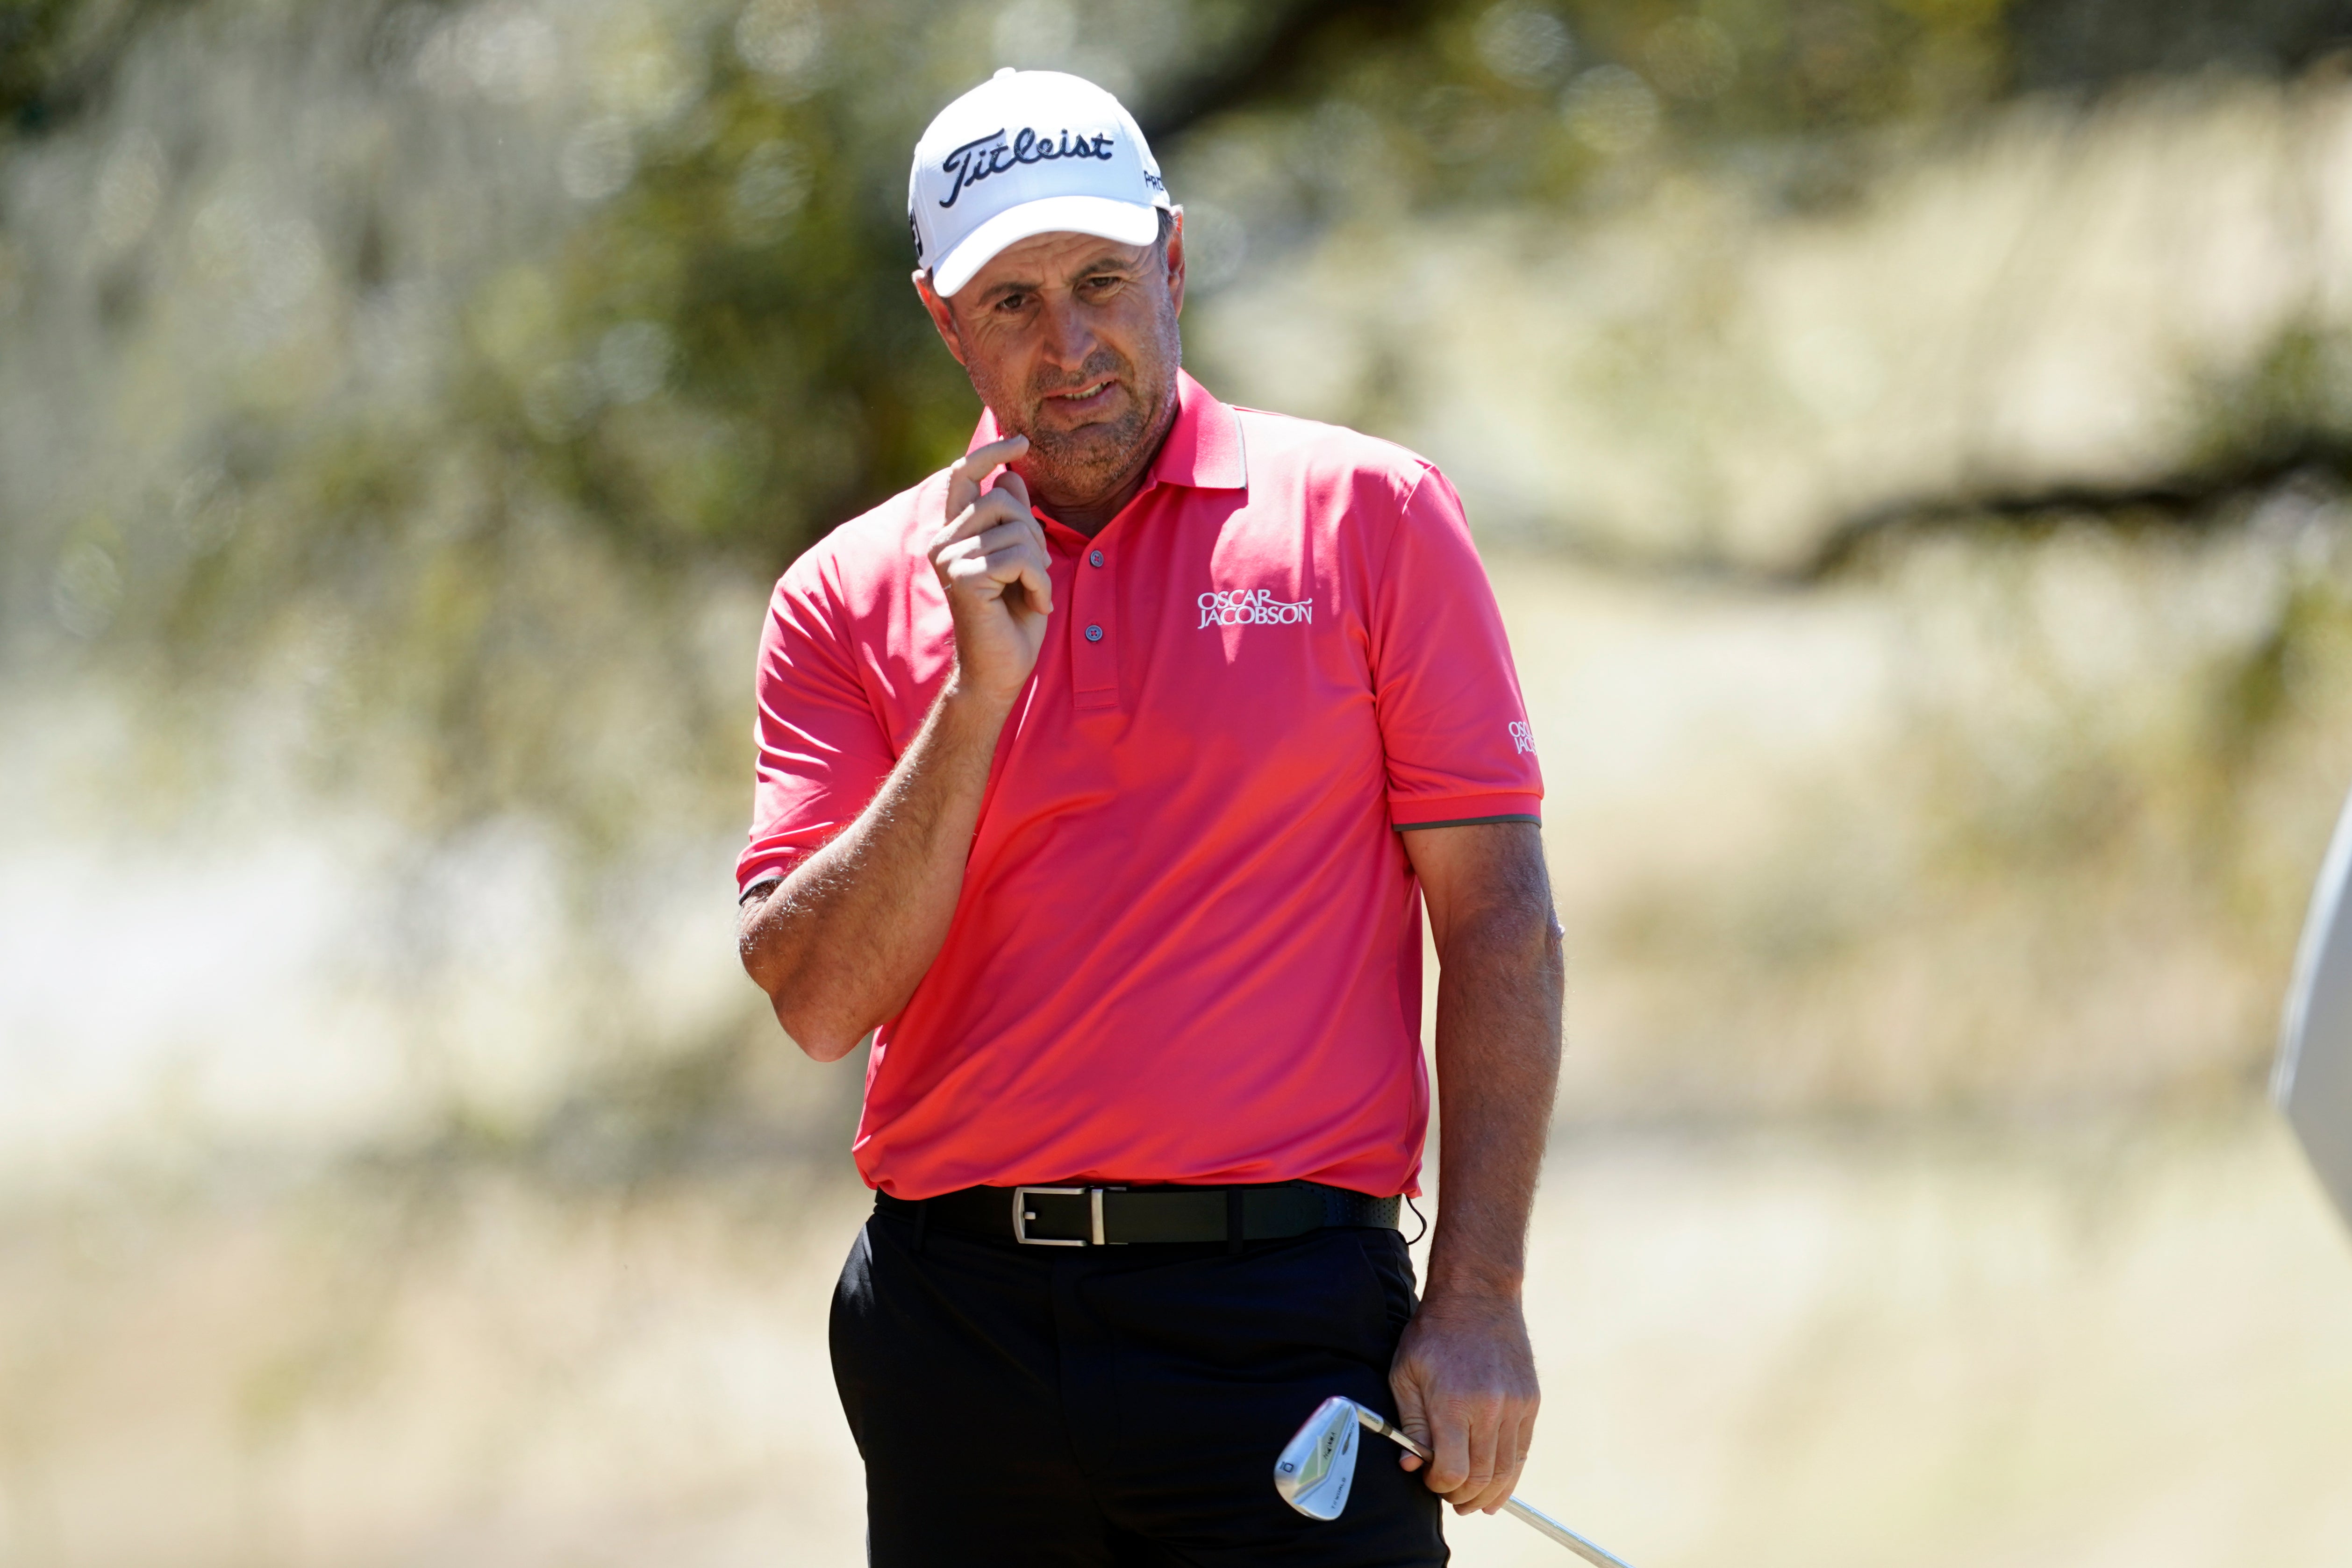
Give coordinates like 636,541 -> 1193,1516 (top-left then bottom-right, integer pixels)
930,195 -> 1162,297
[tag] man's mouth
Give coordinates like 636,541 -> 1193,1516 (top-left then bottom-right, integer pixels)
1041,379 -> 1117,415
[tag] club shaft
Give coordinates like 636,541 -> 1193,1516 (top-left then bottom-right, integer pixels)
1352,1408 -> 1639,1568
1502,1497 -> 1637,1568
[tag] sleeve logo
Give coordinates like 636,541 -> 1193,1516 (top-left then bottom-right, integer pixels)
1199,587 -> 1313,628
1509,720 -> 1536,755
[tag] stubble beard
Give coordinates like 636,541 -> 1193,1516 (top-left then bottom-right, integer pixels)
974,311 -> 1182,513
1023,373 -> 1151,500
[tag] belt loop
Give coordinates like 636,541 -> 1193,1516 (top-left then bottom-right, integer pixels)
913,1198 -> 930,1256
1227,1187 -> 1244,1255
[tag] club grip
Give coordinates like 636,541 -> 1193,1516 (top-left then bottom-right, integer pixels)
1352,1406 -> 1430,1458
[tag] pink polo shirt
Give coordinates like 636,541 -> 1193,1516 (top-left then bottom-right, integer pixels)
740,372 -> 1541,1199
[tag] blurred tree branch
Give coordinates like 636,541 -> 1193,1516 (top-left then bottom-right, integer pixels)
1537,437 -> 2352,591
1135,0 -> 1440,143
2009,0 -> 2352,91
1802,442 -> 2352,584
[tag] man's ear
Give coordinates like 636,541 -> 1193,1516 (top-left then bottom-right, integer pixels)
912,269 -> 969,368
1163,207 -> 1187,320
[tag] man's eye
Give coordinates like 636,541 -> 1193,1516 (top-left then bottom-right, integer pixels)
995,292 -> 1029,312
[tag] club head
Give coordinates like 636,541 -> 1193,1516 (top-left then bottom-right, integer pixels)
1273,1395 -> 1362,1520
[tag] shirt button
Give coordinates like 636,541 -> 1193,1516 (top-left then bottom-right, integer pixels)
1088,549 -> 1104,567
1084,624 -> 1104,642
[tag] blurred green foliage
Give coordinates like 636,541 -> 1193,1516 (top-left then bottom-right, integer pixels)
2,0 -> 104,128
418,0 -> 2036,589
6,0 -> 2351,851
2,0 -> 2350,1176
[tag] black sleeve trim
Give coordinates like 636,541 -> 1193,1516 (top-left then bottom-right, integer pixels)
1393,813 -> 1542,832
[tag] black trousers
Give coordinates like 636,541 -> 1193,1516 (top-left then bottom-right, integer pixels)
830,1201 -> 1447,1566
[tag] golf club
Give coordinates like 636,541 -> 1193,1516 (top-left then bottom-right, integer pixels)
1274,1395 -> 1638,1568
2277,780 -> 2352,1228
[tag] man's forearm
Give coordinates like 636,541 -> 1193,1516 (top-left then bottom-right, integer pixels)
1426,900 -> 1564,1300
1387,821 -> 1561,1511
739,680 -> 1013,1059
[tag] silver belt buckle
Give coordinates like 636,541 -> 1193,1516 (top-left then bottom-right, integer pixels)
1011,1184 -> 1125,1246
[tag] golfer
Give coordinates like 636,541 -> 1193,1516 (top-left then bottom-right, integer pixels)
737,68 -> 1561,1565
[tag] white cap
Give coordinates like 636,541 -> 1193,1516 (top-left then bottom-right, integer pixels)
908,68 -> 1171,298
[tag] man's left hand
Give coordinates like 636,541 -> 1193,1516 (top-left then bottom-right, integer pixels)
1388,1289 -> 1540,1514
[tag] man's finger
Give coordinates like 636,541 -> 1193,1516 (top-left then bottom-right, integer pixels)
979,542 -> 1050,594
1005,547 -> 1053,617
1462,1402 -> 1534,1515
936,527 -> 1053,614
958,519 -> 1045,566
1450,1399 -> 1500,1511
991,466 -> 1034,516
1467,1420 -> 1524,1514
945,433 -> 1029,516
933,489 -> 1033,553
933,490 -> 1027,550
938,520 -> 1047,579
1426,1402 -> 1472,1497
985,468 -> 1042,557
1390,1373 -> 1430,1474
1486,1405 -> 1537,1512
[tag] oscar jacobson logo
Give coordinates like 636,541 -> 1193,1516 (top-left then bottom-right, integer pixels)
1198,588 -> 1314,628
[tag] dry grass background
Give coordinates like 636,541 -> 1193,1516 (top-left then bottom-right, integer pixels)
11,538 -> 2352,1564
7,1101 -> 2352,1566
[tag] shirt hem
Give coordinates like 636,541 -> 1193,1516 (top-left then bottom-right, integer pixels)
866,1169 -> 1425,1202
735,849 -> 810,899
1388,791 -> 1543,829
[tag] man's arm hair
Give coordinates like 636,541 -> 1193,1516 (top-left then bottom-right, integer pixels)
1410,819 -> 1562,1297
737,681 -> 1011,1061
1388,819 -> 1563,1514
739,435 -> 1051,1061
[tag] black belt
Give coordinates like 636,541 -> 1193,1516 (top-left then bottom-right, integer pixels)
876,1181 -> 1401,1248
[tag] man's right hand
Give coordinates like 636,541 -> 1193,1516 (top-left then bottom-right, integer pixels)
748,433 -> 1050,1056
930,434 -> 1054,703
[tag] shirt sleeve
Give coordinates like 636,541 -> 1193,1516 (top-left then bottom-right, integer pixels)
1368,465 -> 1544,829
736,556 -> 898,894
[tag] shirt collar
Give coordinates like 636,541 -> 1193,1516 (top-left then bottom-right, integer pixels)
964,371 -> 1246,494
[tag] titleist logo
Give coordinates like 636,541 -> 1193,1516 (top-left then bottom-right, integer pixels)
938,126 -> 1115,208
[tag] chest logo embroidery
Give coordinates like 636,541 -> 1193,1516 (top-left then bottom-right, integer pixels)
1509,721 -> 1537,755
1198,587 -> 1313,628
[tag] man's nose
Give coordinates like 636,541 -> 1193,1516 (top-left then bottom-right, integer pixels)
1036,294 -> 1097,372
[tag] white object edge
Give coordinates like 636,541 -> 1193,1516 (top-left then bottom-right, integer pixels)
2275,782 -> 2352,1226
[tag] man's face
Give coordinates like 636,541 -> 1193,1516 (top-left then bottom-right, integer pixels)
917,217 -> 1186,506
